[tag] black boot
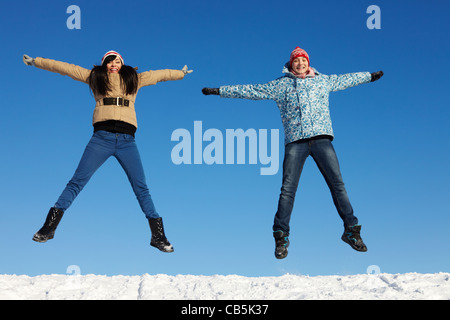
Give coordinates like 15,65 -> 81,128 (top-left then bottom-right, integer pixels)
341,224 -> 367,252
273,230 -> 290,259
32,207 -> 65,243
148,217 -> 174,253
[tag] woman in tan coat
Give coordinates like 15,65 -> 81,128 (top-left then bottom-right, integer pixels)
23,51 -> 192,252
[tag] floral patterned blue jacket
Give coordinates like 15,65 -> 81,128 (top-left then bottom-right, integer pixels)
219,64 -> 372,145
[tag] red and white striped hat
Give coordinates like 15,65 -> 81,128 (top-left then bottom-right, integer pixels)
101,50 -> 124,65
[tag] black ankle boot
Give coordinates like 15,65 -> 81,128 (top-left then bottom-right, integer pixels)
148,217 -> 173,253
273,230 -> 290,259
32,207 -> 65,243
341,224 -> 367,252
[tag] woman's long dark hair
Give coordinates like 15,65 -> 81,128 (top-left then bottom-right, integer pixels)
88,55 -> 138,96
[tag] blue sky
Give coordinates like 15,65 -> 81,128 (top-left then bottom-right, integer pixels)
1,0 -> 449,277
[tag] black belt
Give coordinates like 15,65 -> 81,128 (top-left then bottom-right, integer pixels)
103,97 -> 130,107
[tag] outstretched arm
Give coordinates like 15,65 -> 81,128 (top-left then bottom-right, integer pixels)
23,54 -> 90,84
138,65 -> 193,89
327,71 -> 379,92
203,79 -> 280,101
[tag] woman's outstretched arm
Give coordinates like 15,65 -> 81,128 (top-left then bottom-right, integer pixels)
326,70 -> 383,92
202,79 -> 281,101
23,54 -> 91,84
138,65 -> 193,89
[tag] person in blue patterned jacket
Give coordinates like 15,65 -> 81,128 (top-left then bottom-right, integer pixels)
202,46 -> 383,259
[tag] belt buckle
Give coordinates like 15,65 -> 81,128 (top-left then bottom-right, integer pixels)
116,97 -> 121,106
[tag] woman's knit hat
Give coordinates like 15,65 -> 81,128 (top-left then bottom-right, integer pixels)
102,50 -> 124,65
289,47 -> 310,68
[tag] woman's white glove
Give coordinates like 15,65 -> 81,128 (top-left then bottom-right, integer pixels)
181,65 -> 193,75
23,54 -> 35,66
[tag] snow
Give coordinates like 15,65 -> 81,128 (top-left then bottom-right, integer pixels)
0,273 -> 449,300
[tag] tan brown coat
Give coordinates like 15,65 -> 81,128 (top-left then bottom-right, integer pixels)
34,57 -> 185,128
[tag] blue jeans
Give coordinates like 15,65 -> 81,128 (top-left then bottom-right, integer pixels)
55,130 -> 159,219
273,137 -> 358,233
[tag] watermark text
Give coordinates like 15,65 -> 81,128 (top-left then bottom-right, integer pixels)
171,121 -> 279,175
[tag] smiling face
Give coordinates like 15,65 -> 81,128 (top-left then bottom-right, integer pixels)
291,57 -> 309,75
106,56 -> 123,73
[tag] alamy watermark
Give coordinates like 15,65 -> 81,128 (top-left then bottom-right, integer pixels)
367,264 -> 381,275
67,5 -> 81,30
171,121 -> 280,175
62,265 -> 82,292
366,5 -> 381,29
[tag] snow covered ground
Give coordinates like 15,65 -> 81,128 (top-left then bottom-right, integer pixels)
0,272 -> 449,300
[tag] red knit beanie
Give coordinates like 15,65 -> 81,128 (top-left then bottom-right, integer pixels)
289,47 -> 310,68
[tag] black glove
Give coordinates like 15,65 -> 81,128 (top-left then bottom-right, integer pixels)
202,88 -> 220,95
371,71 -> 384,82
